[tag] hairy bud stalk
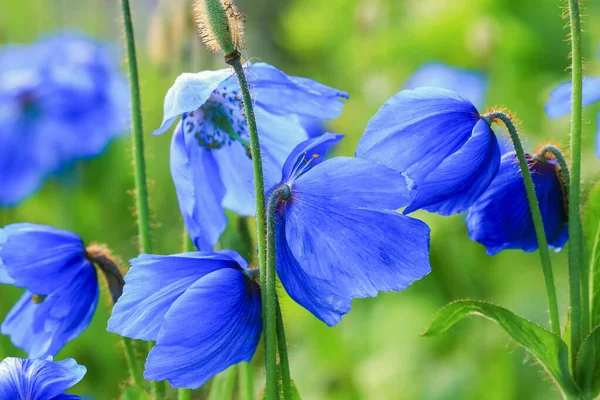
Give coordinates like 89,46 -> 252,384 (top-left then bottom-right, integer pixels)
193,0 -> 245,58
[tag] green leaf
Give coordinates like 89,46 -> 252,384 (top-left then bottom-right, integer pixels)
424,300 -> 579,396
120,385 -> 151,400
584,182 -> 600,327
576,324 -> 600,396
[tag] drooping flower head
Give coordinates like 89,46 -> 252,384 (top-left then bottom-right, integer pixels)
466,151 -> 568,255
0,357 -> 86,400
270,133 -> 431,326
0,223 -> 122,359
155,62 -> 348,250
0,31 -> 129,206
545,77 -> 600,157
356,87 -> 502,215
404,62 -> 488,108
108,250 -> 261,388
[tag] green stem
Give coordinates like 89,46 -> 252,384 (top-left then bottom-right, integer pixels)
122,337 -> 143,387
485,113 -> 561,337
226,56 -> 275,400
177,389 -> 191,400
568,0 -> 585,359
120,0 -> 163,398
238,362 -> 254,400
276,298 -> 293,400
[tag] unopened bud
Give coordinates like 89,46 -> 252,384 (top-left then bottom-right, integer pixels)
193,0 -> 245,58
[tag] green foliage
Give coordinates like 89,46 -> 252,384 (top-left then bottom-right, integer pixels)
120,385 -> 151,400
584,182 -> 600,327
208,366 -> 237,400
424,300 -> 579,397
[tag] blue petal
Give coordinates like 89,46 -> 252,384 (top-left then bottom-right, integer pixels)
144,268 -> 261,388
545,77 -> 600,119
279,157 -> 431,323
248,63 -> 348,120
404,119 -> 501,215
0,357 -> 85,400
281,133 -> 344,184
467,153 -> 568,255
404,62 -> 488,108
2,267 -> 99,359
299,117 -> 326,138
0,224 -> 89,295
356,87 -> 481,185
0,229 -> 14,284
171,122 -> 227,251
152,69 -> 233,136
108,252 -> 244,341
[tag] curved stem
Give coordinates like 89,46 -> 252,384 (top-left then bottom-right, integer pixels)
120,1 -> 164,398
226,56 -> 275,400
568,0 -> 586,356
485,112 -> 561,337
276,298 -> 293,400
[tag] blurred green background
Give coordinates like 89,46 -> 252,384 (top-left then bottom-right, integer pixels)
1,0 -> 600,398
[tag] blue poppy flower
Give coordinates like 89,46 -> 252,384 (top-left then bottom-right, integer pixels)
466,152 -> 568,255
155,62 -> 348,251
545,77 -> 600,157
355,87 -> 501,216
404,62 -> 488,108
270,133 -> 431,326
0,223 -> 99,359
107,250 -> 261,389
0,357 -> 86,400
0,31 -> 129,206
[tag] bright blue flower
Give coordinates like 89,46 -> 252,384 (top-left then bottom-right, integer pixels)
404,62 -> 488,108
271,133 -> 431,326
545,77 -> 600,157
356,87 -> 501,216
466,152 -> 568,255
0,224 -> 99,359
0,31 -> 129,206
0,357 -> 86,400
155,62 -> 348,251
107,250 -> 261,389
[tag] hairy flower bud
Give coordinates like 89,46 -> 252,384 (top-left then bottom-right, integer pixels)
193,0 -> 245,58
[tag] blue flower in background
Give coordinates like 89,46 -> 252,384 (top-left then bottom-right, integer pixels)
107,251 -> 261,388
271,133 -> 431,326
467,152 -> 568,255
155,62 -> 348,251
0,357 -> 86,399
545,77 -> 600,157
356,87 -> 501,216
0,224 -> 99,359
0,31 -> 129,206
404,62 -> 488,108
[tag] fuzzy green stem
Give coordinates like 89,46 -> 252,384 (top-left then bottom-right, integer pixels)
238,362 -> 254,400
485,112 -> 561,338
568,0 -> 585,357
276,298 -> 293,400
122,337 -> 143,387
226,56 -> 275,400
120,0 -> 163,398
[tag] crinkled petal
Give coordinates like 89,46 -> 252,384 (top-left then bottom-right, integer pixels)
404,62 -> 488,108
356,87 -> 481,184
0,357 -> 85,400
171,122 -> 227,251
2,267 -> 99,359
404,119 -> 501,215
281,133 -> 344,183
467,153 -> 568,255
152,69 -> 233,136
108,252 -> 243,341
275,212 -> 351,326
0,224 -> 88,294
144,268 -> 261,389
248,63 -> 348,120
545,77 -> 600,119
280,157 -> 431,319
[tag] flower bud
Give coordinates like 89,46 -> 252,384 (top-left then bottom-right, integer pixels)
193,0 -> 245,58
